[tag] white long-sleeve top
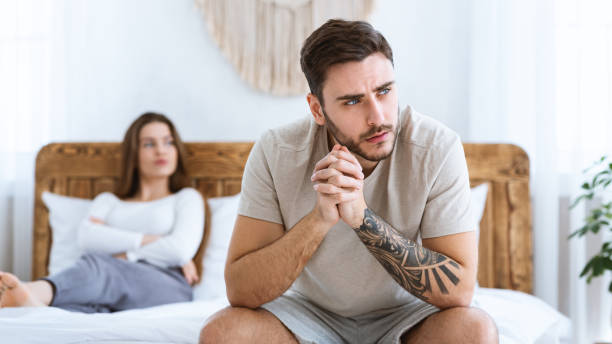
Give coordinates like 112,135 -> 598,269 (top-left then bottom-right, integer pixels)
77,188 -> 204,268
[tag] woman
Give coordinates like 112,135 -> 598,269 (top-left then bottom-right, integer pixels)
0,112 -> 204,313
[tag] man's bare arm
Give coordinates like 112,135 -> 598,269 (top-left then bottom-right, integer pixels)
224,212 -> 334,309
353,208 -> 477,309
312,146 -> 477,309
225,146 -> 363,309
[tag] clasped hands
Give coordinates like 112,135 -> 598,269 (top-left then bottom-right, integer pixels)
311,144 -> 368,229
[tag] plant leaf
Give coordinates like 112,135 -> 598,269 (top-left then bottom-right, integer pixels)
568,224 -> 589,239
588,222 -> 601,234
592,209 -> 603,219
571,155 -> 612,288
592,171 -> 610,187
570,194 -> 591,209
592,258 -> 604,276
580,260 -> 593,278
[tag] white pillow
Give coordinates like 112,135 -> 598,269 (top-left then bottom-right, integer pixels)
471,183 -> 489,238
41,192 -> 92,275
470,183 -> 489,289
473,287 -> 570,344
193,193 -> 241,301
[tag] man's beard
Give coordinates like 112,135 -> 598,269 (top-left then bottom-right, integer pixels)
322,107 -> 400,162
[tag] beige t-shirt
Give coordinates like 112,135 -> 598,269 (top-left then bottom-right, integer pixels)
238,105 -> 475,317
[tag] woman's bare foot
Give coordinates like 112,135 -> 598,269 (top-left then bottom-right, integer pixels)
0,272 -> 44,308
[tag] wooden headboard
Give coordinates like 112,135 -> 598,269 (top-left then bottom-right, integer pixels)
33,142 -> 532,294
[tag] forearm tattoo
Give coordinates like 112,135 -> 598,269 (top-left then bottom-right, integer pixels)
353,208 -> 461,301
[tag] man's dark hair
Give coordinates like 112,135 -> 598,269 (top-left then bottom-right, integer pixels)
300,19 -> 394,106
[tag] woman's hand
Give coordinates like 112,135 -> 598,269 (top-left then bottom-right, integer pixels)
141,234 -> 161,247
113,252 -> 127,260
89,216 -> 104,224
181,260 -> 199,286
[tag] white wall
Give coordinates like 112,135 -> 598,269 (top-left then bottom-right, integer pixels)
56,0 -> 470,143
372,1 -> 470,137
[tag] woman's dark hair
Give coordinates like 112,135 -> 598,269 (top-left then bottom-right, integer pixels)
115,112 -> 190,199
300,19 -> 393,106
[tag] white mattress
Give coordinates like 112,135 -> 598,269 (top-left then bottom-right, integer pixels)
0,288 -> 570,344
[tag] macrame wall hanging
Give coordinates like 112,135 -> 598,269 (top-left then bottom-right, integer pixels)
195,0 -> 376,96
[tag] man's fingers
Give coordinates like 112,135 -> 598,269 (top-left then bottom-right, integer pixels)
318,189 -> 360,203
314,154 -> 339,172
311,168 -> 342,182
314,182 -> 361,195
312,160 -> 364,181
330,149 -> 361,169
313,183 -> 344,194
329,175 -> 363,189
329,159 -> 364,180
312,173 -> 363,190
314,144 -> 362,174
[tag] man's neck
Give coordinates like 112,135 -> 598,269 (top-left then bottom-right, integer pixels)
357,156 -> 378,179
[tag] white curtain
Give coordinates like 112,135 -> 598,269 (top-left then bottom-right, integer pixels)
468,0 -> 612,342
0,0 -> 66,280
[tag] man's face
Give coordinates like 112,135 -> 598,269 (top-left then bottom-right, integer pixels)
316,52 -> 399,162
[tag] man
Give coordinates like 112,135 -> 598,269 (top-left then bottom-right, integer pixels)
200,19 -> 498,344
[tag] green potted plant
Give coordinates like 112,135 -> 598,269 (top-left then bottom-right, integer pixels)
569,156 -> 612,292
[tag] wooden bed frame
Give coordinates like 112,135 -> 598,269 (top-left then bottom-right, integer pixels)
33,142 -> 532,294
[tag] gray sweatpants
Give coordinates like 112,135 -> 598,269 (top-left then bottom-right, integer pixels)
42,253 -> 192,313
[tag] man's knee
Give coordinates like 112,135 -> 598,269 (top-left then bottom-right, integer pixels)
407,306 -> 499,344
199,306 -> 256,344
461,307 -> 498,344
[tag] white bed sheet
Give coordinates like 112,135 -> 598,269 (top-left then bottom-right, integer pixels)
472,288 -> 571,344
0,288 -> 570,344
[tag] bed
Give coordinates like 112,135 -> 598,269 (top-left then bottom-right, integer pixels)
0,142 -> 570,343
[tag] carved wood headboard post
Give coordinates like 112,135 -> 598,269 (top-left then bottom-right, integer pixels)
463,143 -> 532,293
33,142 -> 532,294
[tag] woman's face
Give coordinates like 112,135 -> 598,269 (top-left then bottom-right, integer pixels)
137,121 -> 178,180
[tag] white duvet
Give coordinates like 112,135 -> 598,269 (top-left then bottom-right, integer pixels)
0,288 -> 569,344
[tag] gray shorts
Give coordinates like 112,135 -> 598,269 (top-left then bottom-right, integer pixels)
261,291 -> 439,344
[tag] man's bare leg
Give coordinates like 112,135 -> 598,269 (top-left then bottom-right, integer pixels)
200,306 -> 298,344
402,307 -> 498,344
0,272 -> 53,308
